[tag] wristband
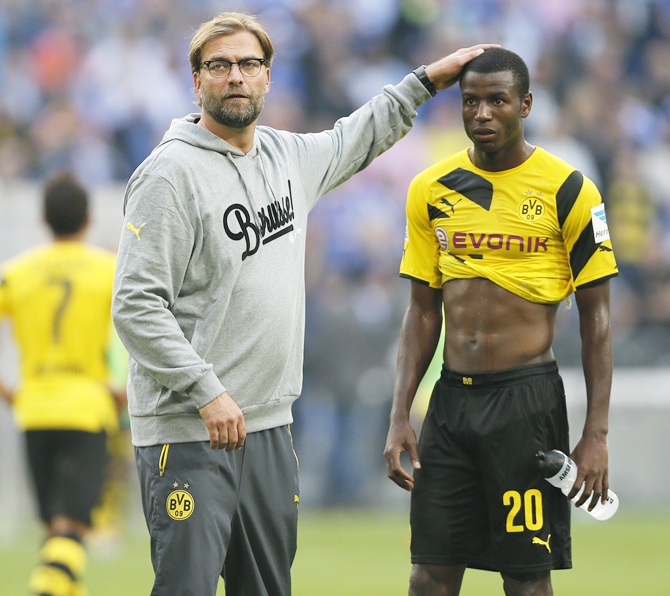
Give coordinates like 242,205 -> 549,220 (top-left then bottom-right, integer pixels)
413,65 -> 437,97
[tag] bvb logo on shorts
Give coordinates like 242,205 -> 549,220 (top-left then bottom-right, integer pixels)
166,489 -> 195,521
518,196 -> 545,222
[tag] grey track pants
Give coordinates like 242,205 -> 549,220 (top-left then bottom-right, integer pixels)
136,426 -> 299,595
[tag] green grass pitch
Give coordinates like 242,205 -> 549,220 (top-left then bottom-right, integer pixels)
1,508 -> 669,594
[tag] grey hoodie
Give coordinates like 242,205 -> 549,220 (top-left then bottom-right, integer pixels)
112,73 -> 430,446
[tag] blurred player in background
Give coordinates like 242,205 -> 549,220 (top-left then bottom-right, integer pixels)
384,48 -> 618,595
0,172 -> 124,596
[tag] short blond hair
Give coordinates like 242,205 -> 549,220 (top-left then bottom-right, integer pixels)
189,12 -> 274,74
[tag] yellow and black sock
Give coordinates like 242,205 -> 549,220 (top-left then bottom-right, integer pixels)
29,533 -> 87,596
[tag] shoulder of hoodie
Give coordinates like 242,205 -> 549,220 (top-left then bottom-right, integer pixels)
256,124 -> 320,148
254,123 -> 355,163
130,140 -> 203,185
124,138 -> 198,203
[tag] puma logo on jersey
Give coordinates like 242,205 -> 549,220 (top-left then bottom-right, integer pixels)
532,534 -> 551,553
127,222 -> 146,240
440,197 -> 462,214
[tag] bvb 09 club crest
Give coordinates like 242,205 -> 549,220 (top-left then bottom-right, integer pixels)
166,488 -> 195,521
518,196 -> 545,222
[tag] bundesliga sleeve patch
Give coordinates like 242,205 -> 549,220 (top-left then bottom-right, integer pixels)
590,204 -> 611,243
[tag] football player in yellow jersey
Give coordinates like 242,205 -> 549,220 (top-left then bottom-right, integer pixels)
384,49 -> 618,596
0,172 -> 122,596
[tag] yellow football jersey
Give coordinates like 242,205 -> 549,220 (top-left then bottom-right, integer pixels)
0,241 -> 118,431
400,147 -> 618,303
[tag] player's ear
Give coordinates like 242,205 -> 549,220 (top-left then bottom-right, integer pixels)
193,71 -> 202,101
521,92 -> 532,118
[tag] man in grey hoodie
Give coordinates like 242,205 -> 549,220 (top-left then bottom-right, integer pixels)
112,10 -> 496,596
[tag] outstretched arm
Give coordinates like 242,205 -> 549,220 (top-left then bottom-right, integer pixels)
298,43 -> 500,201
384,281 -> 442,491
570,280 -> 613,509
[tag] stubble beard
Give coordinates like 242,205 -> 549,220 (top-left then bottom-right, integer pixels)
202,86 -> 265,129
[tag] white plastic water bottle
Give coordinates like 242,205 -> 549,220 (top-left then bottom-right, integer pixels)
536,449 -> 619,521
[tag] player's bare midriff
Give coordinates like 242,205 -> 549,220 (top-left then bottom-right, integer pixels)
441,277 -> 559,373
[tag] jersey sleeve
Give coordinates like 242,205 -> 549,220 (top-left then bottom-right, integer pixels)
399,174 -> 442,288
560,173 -> 618,290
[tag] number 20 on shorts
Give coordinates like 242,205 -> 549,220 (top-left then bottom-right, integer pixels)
503,489 -> 544,532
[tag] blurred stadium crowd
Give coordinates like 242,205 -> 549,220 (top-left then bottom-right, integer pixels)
1,0 -> 669,505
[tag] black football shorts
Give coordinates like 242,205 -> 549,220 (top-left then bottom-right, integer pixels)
410,361 -> 572,574
25,429 -> 108,526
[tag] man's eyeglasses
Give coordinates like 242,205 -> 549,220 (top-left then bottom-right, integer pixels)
201,59 -> 267,78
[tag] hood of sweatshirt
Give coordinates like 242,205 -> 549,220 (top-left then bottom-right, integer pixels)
158,113 -> 257,157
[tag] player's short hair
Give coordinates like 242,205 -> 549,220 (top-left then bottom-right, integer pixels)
189,12 -> 275,74
460,47 -> 530,97
43,172 -> 89,236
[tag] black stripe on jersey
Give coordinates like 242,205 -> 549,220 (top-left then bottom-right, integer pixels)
399,273 -> 431,285
428,204 -> 451,221
556,170 -> 584,228
570,223 -> 599,279
449,253 -> 484,262
46,560 -> 77,581
577,273 -> 617,290
437,169 -> 493,210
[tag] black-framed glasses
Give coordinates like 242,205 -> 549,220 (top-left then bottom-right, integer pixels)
201,58 -> 267,78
